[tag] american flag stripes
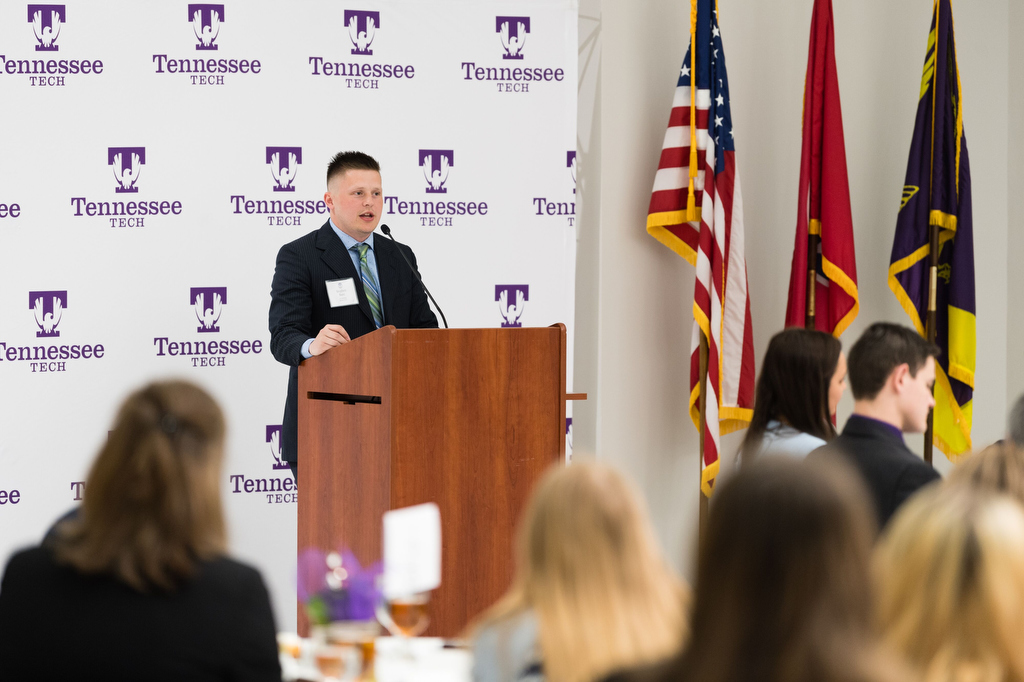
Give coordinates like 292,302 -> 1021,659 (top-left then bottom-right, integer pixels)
647,0 -> 755,497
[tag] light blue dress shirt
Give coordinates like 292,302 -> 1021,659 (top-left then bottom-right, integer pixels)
734,419 -> 827,469
300,220 -> 383,359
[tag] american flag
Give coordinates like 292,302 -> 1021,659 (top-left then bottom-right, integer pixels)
647,0 -> 755,497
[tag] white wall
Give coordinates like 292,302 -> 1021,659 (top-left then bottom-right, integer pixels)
1008,0 -> 1024,412
575,0 -> 1015,578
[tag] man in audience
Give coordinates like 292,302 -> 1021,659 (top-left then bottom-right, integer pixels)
812,322 -> 940,527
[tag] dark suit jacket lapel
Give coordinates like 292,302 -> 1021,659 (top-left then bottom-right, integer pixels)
375,236 -> 402,325
315,221 -> 375,325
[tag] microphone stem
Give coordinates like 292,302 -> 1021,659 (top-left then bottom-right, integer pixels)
381,228 -> 449,329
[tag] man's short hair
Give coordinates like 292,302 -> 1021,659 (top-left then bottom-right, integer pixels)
847,322 -> 940,401
1009,394 -> 1024,448
326,151 -> 380,187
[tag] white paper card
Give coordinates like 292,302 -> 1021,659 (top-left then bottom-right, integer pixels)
383,502 -> 442,599
325,278 -> 359,308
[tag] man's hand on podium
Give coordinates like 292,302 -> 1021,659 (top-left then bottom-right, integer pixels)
310,324 -> 351,356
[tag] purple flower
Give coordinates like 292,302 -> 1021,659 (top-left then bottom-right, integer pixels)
296,546 -> 383,622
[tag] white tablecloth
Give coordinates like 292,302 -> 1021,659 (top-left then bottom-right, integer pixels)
281,636 -> 471,682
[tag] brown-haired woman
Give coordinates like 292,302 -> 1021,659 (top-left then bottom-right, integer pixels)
0,380 -> 281,681
737,328 -> 846,466
471,461 -> 688,682
606,457 -> 904,682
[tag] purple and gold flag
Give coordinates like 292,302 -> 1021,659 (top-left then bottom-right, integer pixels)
889,0 -> 975,458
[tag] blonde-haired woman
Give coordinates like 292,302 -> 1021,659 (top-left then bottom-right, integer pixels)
0,380 -> 281,681
471,461 -> 687,682
874,485 -> 1024,682
947,441 -> 1024,505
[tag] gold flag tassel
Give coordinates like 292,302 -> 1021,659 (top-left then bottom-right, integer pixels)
686,0 -> 698,222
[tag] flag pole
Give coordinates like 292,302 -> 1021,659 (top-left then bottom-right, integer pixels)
805,221 -> 819,329
691,0 -> 709,539
924,222 -> 939,465
922,0 -> 940,466
698,328 -> 709,539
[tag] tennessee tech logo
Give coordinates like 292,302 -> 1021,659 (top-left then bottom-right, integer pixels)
191,287 -> 226,333
266,425 -> 289,470
153,287 -> 260,365
567,151 -> 576,193
345,10 -> 379,55
0,289 -> 104,373
189,4 -> 224,50
30,290 -> 67,338
495,285 -> 528,328
419,149 -> 453,194
496,16 -> 529,59
28,4 -> 64,51
460,15 -> 562,92
108,147 -> 145,193
267,147 -> 302,192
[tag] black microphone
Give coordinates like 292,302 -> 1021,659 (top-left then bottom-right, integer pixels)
379,224 -> 449,329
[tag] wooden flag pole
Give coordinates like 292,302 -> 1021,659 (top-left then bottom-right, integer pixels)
922,0 -> 940,466
923,221 -> 940,464
691,0 -> 708,542
698,328 -> 710,540
805,220 -> 820,330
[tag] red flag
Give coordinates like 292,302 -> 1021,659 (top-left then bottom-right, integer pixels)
786,0 -> 859,337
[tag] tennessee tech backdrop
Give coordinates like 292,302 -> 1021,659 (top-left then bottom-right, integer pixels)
0,0 -> 577,630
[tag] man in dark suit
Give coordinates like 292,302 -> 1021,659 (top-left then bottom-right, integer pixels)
269,151 -> 438,474
812,322 -> 941,528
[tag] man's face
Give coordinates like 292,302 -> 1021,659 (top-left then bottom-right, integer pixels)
324,169 -> 382,241
897,356 -> 936,433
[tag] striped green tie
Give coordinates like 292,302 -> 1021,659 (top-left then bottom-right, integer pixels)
356,243 -> 384,328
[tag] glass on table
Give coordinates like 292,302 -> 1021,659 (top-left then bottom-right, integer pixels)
314,644 -> 346,681
376,591 -> 431,662
383,593 -> 430,637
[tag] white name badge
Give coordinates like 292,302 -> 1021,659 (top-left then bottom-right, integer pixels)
325,278 -> 359,308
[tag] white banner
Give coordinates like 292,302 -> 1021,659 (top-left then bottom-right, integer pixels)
0,0 -> 577,630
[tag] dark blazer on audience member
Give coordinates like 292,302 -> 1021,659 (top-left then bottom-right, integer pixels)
0,546 -> 281,682
811,415 -> 941,527
269,221 -> 438,463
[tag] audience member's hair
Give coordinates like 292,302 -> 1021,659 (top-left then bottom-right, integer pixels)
325,150 -> 380,186
739,328 -> 841,463
639,457 -> 901,682
1008,393 -> 1024,448
475,461 -> 687,682
53,381 -> 227,591
847,322 -> 939,401
874,485 -> 1024,682
947,441 -> 1024,506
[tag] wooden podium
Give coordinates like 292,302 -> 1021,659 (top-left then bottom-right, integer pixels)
297,324 -> 567,637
